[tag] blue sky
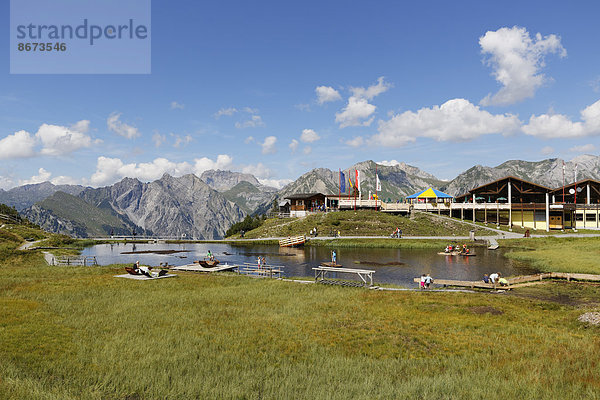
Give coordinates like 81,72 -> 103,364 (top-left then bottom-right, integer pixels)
2,0 -> 600,189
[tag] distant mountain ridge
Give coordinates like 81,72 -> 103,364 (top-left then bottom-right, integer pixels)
0,182 -> 86,211
10,155 -> 600,238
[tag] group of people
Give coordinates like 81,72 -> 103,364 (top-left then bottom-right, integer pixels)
309,227 -> 318,237
257,256 -> 267,268
444,244 -> 470,254
132,260 -> 167,278
483,272 -> 509,286
420,274 -> 434,289
391,227 -> 402,238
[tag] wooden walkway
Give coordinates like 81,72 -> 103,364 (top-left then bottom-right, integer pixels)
172,264 -> 237,273
413,272 -> 600,290
313,266 -> 375,287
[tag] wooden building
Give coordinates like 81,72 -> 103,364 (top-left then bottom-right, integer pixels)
453,176 -> 557,231
550,179 -> 600,229
285,193 -> 327,217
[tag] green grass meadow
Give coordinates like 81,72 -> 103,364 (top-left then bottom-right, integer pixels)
2,222 -> 600,399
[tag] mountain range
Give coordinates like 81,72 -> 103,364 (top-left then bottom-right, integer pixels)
6,155 -> 600,238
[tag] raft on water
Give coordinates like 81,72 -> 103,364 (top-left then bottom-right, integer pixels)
321,261 -> 343,268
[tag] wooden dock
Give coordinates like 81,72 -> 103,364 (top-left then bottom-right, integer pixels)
313,266 -> 375,287
171,264 -> 237,273
237,263 -> 284,278
52,255 -> 98,266
412,272 -> 600,290
279,235 -> 306,247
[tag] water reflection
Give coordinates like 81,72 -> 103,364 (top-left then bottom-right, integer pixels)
82,242 -> 537,287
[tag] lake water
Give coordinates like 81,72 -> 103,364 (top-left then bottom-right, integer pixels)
82,242 -> 537,287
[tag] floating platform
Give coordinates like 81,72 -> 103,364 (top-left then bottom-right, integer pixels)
320,261 -> 343,268
172,264 -> 236,273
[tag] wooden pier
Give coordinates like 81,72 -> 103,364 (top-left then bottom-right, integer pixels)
237,263 -> 284,278
313,266 -> 375,287
413,272 -> 600,290
171,264 -> 237,273
52,255 -> 98,266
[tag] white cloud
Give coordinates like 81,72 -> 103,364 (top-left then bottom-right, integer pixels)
90,157 -> 196,186
107,112 -> 141,139
372,98 -> 521,146
0,175 -> 14,190
289,139 -> 299,153
335,97 -> 376,128
172,134 -> 193,148
235,115 -> 265,129
170,101 -> 185,110
0,130 -> 36,159
242,107 -> 259,114
479,26 -> 566,106
522,100 -> 600,138
21,168 -> 52,185
152,133 -> 166,147
378,159 -> 401,166
214,107 -> 238,118
540,146 -> 554,156
51,175 -> 80,185
300,129 -> 320,143
350,77 -> 391,100
590,77 -> 600,93
302,146 -> 312,155
346,136 -> 365,147
241,162 -> 272,178
569,144 -> 596,153
36,121 -> 94,156
335,77 -> 391,128
258,178 -> 292,189
70,120 -> 90,133
192,154 -> 233,175
315,86 -> 342,104
261,136 -> 277,154
244,136 -> 255,144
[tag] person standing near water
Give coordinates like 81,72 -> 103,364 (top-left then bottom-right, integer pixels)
331,250 -> 337,264
424,274 -> 433,289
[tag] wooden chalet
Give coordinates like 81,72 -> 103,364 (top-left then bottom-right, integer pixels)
285,193 -> 327,217
549,179 -> 600,229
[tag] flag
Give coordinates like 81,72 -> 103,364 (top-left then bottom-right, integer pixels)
355,169 -> 361,192
376,174 -> 381,191
340,171 -> 346,193
348,173 -> 353,191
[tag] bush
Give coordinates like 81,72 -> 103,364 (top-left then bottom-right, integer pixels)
226,215 -> 264,237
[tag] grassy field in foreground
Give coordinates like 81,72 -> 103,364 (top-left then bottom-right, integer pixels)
1,250 -> 600,398
232,210 -> 490,239
502,237 -> 600,274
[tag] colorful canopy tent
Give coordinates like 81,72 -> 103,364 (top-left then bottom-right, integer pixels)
406,187 -> 453,204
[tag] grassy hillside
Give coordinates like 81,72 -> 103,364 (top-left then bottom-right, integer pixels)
35,191 -> 135,237
233,210 -> 490,238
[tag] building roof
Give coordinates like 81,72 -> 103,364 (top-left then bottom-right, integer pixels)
284,193 -> 324,200
455,176 -> 552,199
549,179 -> 600,194
406,187 -> 453,199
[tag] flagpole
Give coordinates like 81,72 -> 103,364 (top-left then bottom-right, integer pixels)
562,161 -> 565,203
353,169 -> 356,211
338,169 -> 341,209
375,164 -> 378,211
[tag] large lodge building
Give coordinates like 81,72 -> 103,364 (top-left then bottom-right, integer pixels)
283,176 -> 600,231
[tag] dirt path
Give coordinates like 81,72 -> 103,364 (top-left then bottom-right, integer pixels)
17,239 -> 45,251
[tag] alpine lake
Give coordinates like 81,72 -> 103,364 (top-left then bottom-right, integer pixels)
81,242 -> 537,287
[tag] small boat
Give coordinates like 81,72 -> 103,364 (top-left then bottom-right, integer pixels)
194,258 -> 220,268
437,251 -> 460,256
279,235 -> 306,247
457,253 -> 476,257
321,262 -> 343,268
